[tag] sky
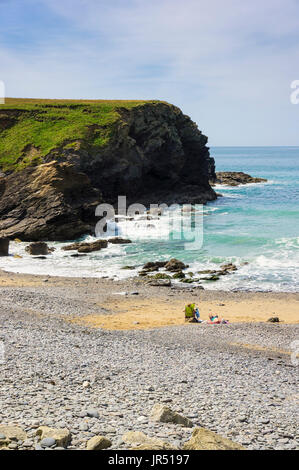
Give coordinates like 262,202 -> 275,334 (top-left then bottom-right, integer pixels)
0,0 -> 299,146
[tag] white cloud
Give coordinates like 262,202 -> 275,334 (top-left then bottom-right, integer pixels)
1,0 -> 299,144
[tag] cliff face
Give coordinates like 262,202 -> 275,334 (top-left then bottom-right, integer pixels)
0,100 -> 216,241
0,162 -> 101,241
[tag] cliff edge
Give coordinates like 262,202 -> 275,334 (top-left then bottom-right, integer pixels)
0,99 -> 216,241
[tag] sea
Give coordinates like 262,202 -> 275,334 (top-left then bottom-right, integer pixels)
1,147 -> 298,292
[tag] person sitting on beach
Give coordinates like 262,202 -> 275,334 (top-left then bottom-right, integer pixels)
185,304 -> 202,323
185,303 -> 196,322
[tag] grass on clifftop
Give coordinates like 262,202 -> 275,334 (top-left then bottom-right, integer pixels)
0,98 -> 162,172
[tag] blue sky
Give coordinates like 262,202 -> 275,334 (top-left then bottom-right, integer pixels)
0,0 -> 299,145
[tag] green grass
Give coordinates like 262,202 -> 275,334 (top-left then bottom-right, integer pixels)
0,98 -> 163,172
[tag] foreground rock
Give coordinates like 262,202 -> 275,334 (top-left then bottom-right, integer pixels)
25,242 -> 51,256
150,404 -> 193,428
211,172 -> 267,187
36,426 -> 71,448
122,431 -> 176,450
0,238 -> 9,256
86,436 -> 112,450
0,425 -> 27,447
183,427 -> 245,450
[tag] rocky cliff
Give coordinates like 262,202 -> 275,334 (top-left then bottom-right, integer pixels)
0,99 -> 216,241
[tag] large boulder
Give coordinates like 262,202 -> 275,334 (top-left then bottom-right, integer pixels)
183,427 -> 245,450
0,238 -> 9,256
0,425 -> 27,444
150,404 -> 193,428
36,426 -> 71,448
165,259 -> 188,272
25,242 -> 51,256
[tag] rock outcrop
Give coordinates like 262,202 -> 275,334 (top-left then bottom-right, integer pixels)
0,101 -> 216,241
0,161 -> 101,241
25,242 -> 51,256
211,172 -> 267,186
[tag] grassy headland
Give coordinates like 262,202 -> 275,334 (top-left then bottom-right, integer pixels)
0,98 -> 160,172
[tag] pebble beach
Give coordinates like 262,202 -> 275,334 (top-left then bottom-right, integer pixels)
0,270 -> 298,450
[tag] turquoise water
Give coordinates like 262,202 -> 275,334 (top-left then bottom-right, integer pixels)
1,147 -> 298,292
122,146 -> 299,291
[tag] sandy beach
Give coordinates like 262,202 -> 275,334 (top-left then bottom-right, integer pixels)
0,269 -> 298,329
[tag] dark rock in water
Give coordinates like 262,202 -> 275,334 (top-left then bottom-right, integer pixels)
150,273 -> 172,280
0,102 -> 216,241
143,261 -> 167,271
267,317 -> 280,323
165,259 -> 188,272
202,275 -> 220,281
182,278 -> 196,284
221,263 -> 237,272
62,240 -> 108,253
210,172 -> 267,187
197,270 -> 217,275
108,237 -> 132,245
70,253 -> 87,258
25,242 -> 51,256
138,272 -> 149,277
0,238 -> 9,256
121,265 -> 136,270
34,256 -> 47,260
172,271 -> 186,279
0,162 -> 101,241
